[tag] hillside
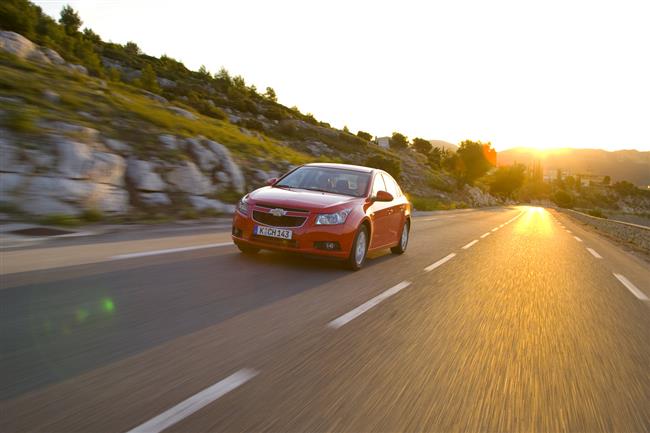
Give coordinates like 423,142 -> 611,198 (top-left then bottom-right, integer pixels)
428,140 -> 458,153
498,147 -> 650,187
0,5 -> 499,222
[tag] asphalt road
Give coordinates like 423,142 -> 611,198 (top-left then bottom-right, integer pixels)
1,206 -> 649,432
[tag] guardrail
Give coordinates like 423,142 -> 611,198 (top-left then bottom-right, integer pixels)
558,208 -> 650,252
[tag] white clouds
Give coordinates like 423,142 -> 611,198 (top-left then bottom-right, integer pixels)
35,0 -> 650,150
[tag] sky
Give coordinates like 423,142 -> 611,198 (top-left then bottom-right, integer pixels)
34,0 -> 650,152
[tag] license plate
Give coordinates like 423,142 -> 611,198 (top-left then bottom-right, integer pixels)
254,225 -> 293,240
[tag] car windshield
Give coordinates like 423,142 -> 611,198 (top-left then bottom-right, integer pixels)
275,166 -> 371,197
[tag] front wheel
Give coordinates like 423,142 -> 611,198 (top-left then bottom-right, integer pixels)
391,220 -> 410,254
346,225 -> 369,270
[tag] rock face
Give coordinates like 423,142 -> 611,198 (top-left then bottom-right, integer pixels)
56,139 -> 93,179
126,159 -> 165,192
204,140 -> 246,193
188,196 -> 234,213
140,192 -> 171,206
464,185 -> 498,207
0,31 -> 87,74
166,162 -> 213,195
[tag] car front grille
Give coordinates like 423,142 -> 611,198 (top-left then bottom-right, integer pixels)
252,211 -> 307,228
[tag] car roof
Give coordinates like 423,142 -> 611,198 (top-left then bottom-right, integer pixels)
302,162 -> 375,173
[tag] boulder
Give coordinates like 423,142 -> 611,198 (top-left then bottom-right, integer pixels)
126,159 -> 166,192
0,31 -> 40,61
56,138 -> 92,179
24,149 -> 55,169
168,106 -> 197,120
158,134 -> 178,150
46,122 -> 100,141
0,139 -> 31,173
0,173 -> 25,196
68,64 -> 88,75
43,89 -> 60,103
205,140 -> 245,193
88,184 -> 129,213
87,152 -> 125,186
41,47 -> 65,65
104,138 -> 131,153
166,162 -> 213,195
140,192 -> 171,206
158,77 -> 176,88
25,176 -> 94,202
21,196 -> 80,216
187,138 -> 219,171
142,90 -> 168,104
188,196 -> 234,213
216,171 -> 230,183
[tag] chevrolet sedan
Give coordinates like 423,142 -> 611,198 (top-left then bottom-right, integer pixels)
231,163 -> 411,270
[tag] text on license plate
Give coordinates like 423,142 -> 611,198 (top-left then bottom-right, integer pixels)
254,225 -> 293,240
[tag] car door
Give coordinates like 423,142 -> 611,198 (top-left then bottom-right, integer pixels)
381,173 -> 405,244
368,173 -> 391,248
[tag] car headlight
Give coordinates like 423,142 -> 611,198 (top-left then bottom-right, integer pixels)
315,208 -> 352,225
237,196 -> 250,215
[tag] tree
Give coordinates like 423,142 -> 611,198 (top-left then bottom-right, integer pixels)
357,130 -> 372,141
489,164 -> 526,198
264,86 -> 277,102
343,125 -> 350,134
198,65 -> 210,77
390,132 -> 409,149
553,190 -> 574,208
139,64 -> 160,93
412,137 -> 432,155
59,5 -> 82,35
603,175 -> 611,185
124,41 -> 141,56
427,147 -> 443,169
455,140 -> 495,185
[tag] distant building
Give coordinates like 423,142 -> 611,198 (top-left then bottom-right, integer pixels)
376,136 -> 390,149
543,168 -> 571,182
576,173 -> 605,186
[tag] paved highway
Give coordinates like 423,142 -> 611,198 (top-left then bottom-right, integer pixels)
1,206 -> 649,432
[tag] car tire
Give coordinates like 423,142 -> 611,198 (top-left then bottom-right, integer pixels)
237,243 -> 260,255
391,220 -> 410,255
346,225 -> 369,271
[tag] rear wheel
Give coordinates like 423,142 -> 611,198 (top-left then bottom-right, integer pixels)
346,225 -> 369,270
391,220 -> 410,254
237,243 -> 260,255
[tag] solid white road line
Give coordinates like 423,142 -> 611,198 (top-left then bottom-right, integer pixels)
328,281 -> 411,329
613,273 -> 649,301
424,253 -> 456,272
125,369 -> 258,433
586,248 -> 603,259
480,232 -> 491,239
111,242 -> 233,260
462,240 -> 479,250
574,236 -> 583,242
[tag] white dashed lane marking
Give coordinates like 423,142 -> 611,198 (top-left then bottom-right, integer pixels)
424,253 -> 456,272
110,242 -> 233,260
328,281 -> 412,329
462,240 -> 479,250
586,248 -> 602,259
574,236 -> 583,242
480,232 -> 491,239
613,274 -> 649,301
125,369 -> 258,433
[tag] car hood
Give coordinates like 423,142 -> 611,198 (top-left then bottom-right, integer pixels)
248,186 -> 362,211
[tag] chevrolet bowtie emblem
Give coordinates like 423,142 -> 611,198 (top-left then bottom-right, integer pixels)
269,208 -> 287,217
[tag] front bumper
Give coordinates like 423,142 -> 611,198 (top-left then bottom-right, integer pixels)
231,211 -> 355,258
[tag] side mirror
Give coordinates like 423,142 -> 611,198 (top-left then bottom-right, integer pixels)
374,190 -> 394,202
266,177 -> 278,186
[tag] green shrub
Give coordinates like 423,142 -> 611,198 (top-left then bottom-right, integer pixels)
587,208 -> 607,218
81,208 -> 104,222
41,214 -> 82,227
365,154 -> 402,179
4,109 -> 37,133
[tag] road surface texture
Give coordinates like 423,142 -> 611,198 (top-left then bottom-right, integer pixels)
1,206 -> 649,432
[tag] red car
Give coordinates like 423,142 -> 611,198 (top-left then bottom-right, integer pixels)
232,163 -> 411,270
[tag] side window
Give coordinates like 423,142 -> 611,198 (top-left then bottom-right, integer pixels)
382,173 -> 400,198
371,173 -> 386,196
